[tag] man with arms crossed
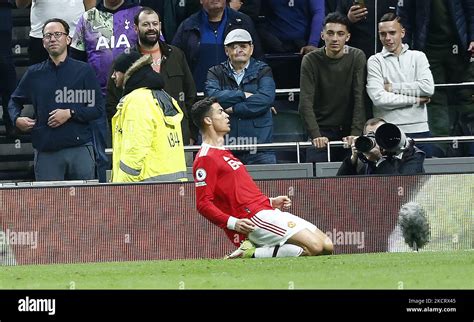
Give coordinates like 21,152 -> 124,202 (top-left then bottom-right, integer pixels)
191,97 -> 333,259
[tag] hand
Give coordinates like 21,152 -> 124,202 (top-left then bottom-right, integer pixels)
343,135 -> 357,148
48,109 -> 71,128
15,117 -> 36,132
224,107 -> 233,114
349,141 -> 359,165
312,136 -> 329,149
468,41 -> 474,56
244,92 -> 253,98
347,5 -> 368,23
300,45 -> 317,55
234,218 -> 256,235
416,96 -> 431,106
363,146 -> 382,162
384,82 -> 393,92
271,196 -> 292,209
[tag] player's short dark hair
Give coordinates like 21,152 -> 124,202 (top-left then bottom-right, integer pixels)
379,13 -> 404,27
134,7 -> 161,26
323,12 -> 350,32
42,18 -> 70,36
191,97 -> 219,130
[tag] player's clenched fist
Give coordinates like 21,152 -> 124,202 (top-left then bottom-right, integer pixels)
234,218 -> 256,235
270,196 -> 292,209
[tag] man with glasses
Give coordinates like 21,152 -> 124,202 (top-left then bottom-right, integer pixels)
8,18 -> 103,181
70,0 -> 142,182
205,29 -> 276,164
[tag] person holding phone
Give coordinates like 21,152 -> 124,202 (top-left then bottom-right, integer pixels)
337,0 -> 398,58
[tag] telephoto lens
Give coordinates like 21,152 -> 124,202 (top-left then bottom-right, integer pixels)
375,123 -> 407,153
354,134 -> 376,153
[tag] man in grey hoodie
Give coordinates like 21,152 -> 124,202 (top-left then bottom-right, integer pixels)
366,13 -> 434,157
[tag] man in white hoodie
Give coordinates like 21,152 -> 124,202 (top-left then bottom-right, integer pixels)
366,13 -> 435,157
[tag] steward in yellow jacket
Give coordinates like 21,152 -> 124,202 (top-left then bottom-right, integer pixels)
112,55 -> 187,182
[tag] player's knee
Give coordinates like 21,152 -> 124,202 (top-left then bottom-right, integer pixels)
323,237 -> 334,254
306,240 -> 324,256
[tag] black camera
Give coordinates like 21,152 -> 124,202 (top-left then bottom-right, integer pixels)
355,123 -> 408,154
354,132 -> 376,153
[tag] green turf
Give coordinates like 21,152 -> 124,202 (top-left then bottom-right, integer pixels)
1,251 -> 472,289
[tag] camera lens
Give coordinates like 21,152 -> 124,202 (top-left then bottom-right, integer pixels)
355,135 -> 376,153
375,123 -> 406,152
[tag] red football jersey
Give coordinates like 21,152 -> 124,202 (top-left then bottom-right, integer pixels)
193,144 -> 273,245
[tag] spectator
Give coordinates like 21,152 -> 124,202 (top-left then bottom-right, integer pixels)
191,97 -> 333,258
110,51 -> 142,91
0,0 -> 16,137
70,0 -> 142,182
337,0 -> 398,58
337,118 -> 425,175
138,0 -> 200,42
299,12 -> 366,163
366,13 -> 435,157
258,0 -> 325,55
228,0 -> 261,22
205,29 -> 276,164
111,54 -> 187,183
15,0 -> 95,65
8,18 -> 103,181
397,0 -> 474,157
172,0 -> 263,92
106,7 -> 197,145
70,0 -> 141,94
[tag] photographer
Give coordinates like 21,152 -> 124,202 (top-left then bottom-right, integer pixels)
337,118 -> 425,176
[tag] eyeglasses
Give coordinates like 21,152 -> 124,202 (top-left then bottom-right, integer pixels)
43,32 -> 68,41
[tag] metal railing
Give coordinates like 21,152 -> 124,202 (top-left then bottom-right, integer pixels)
105,136 -> 474,163
196,81 -> 474,97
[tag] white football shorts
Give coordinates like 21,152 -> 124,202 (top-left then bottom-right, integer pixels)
247,209 -> 317,247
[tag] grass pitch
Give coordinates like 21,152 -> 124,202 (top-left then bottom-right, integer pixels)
1,251 -> 472,289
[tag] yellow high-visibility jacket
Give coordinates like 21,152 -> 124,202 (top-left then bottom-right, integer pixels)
111,88 -> 187,182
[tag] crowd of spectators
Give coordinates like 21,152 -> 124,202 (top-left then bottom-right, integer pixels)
1,0 -> 473,182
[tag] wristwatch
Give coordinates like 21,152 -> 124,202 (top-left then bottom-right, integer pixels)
70,109 -> 76,120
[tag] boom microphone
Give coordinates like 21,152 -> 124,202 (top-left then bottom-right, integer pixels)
398,202 -> 431,251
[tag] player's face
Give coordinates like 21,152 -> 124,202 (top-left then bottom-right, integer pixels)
136,12 -> 161,47
321,23 -> 350,57
208,103 -> 230,134
378,20 -> 405,55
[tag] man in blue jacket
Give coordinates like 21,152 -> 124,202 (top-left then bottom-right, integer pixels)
9,18 -> 103,181
397,0 -> 474,157
172,0 -> 262,92
205,29 -> 276,164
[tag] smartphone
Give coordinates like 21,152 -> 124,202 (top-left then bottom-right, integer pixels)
353,0 -> 366,8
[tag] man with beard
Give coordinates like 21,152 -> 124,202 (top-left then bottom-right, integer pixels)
8,19 -> 103,180
70,0 -> 142,182
107,7 -> 197,145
